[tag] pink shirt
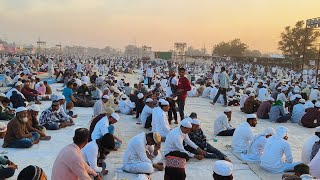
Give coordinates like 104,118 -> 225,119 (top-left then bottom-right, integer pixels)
52,143 -> 97,180
36,85 -> 46,95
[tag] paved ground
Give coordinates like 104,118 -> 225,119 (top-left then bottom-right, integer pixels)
0,73 -> 313,180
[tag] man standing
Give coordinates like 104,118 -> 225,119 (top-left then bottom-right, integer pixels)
177,67 -> 191,120
211,67 -> 230,107
146,64 -> 154,88
122,132 -> 163,174
231,114 -> 257,153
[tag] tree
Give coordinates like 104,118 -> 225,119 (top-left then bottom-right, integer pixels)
243,49 -> 262,57
278,21 -> 320,59
213,39 -> 248,56
185,46 -> 207,56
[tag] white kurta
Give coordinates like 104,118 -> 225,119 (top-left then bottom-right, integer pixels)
214,113 -> 233,135
91,116 -> 109,141
93,100 -> 104,117
301,135 -> 320,164
118,100 -> 135,115
310,149 -> 320,178
151,107 -> 170,138
241,135 -> 267,162
164,127 -> 198,157
122,133 -> 161,174
291,104 -> 306,123
231,122 -> 254,153
260,137 -> 293,173
141,105 -> 153,126
82,141 -> 102,172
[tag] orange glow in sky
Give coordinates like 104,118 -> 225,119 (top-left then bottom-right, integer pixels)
0,0 -> 319,53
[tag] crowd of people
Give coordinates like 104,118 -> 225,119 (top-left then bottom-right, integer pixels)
0,52 -> 319,180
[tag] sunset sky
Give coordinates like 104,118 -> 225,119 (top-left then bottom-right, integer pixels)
0,0 -> 319,53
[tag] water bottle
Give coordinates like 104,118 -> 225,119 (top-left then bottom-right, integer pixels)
213,136 -> 218,142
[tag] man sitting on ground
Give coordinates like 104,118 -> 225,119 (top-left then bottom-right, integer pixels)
301,102 -> 320,128
214,108 -> 235,136
260,126 -> 301,173
187,118 -> 231,161
122,132 -> 163,174
3,107 -> 40,148
231,114 -> 257,153
241,127 -> 275,162
27,104 -> 51,140
301,127 -> 320,164
39,101 -> 74,130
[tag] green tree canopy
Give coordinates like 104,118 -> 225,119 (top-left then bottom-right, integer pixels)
213,39 -> 248,56
278,21 -> 320,59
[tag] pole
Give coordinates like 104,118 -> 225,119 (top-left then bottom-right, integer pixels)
301,23 -> 308,74
316,45 -> 320,83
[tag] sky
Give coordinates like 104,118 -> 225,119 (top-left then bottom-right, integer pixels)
0,0 -> 319,53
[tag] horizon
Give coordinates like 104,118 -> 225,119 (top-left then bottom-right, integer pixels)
0,0 -> 320,53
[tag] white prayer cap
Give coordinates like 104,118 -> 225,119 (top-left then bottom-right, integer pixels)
173,96 -> 178,101
281,87 -> 288,92
299,99 -> 306,104
16,107 -> 27,113
315,102 -> 320,108
247,114 -> 257,119
160,100 -> 169,106
111,113 -> 120,121
146,98 -> 153,103
213,160 -> 233,176
296,94 -> 302,99
15,81 -> 23,86
267,97 -> 274,101
114,89 -> 121,94
57,95 -> 65,100
275,126 -> 288,139
102,95 -> 109,99
109,86 -> 115,91
261,127 -> 275,136
224,108 -> 232,113
159,98 -> 166,104
121,94 -> 128,99
0,122 -> 7,132
137,93 -> 144,99
180,119 -> 192,128
315,126 -> 320,133
0,93 -> 6,97
249,93 -> 255,97
39,81 -> 44,85
83,81 -> 88,85
30,104 -> 40,112
191,119 -> 201,125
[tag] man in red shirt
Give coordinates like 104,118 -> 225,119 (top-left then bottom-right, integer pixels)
177,67 -> 191,120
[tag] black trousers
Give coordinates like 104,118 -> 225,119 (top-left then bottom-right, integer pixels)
217,129 -> 235,136
0,168 -> 15,179
147,77 -> 152,88
144,115 -> 152,128
168,100 -> 177,122
212,88 -> 227,105
177,99 -> 185,120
